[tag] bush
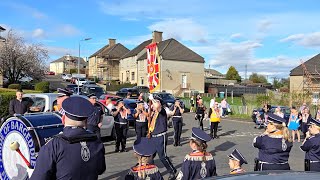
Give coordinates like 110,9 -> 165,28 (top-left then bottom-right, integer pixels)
8,84 -> 21,89
69,69 -> 77,74
35,81 -> 50,93
0,92 -> 16,118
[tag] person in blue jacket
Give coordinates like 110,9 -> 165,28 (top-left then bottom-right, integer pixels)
125,138 -> 163,180
176,127 -> 217,180
30,96 -> 106,180
253,113 -> 293,171
300,118 -> 320,171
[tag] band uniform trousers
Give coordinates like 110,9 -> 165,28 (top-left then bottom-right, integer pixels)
172,117 -> 183,145
152,134 -> 177,174
115,123 -> 128,150
135,121 -> 148,141
87,124 -> 101,141
256,162 -> 290,171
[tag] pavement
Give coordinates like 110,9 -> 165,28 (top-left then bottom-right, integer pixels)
98,113 -> 305,180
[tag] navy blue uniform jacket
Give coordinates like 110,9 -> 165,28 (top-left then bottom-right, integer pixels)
30,127 -> 106,180
300,133 -> 320,161
253,131 -> 293,163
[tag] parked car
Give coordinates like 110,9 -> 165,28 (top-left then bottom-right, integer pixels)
123,98 -> 139,122
19,75 -> 33,83
99,94 -> 122,106
81,84 -> 106,98
63,74 -> 72,81
75,78 -> 87,86
133,86 -> 150,94
251,106 -> 290,124
48,71 -> 55,75
152,92 -> 176,108
72,87 -> 82,94
66,84 -> 78,92
116,88 -> 139,99
23,93 -> 115,138
83,81 -> 96,85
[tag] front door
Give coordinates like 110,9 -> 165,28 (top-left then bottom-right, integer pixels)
182,75 -> 187,88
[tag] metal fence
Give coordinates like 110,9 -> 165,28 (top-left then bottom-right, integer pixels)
180,99 -> 256,115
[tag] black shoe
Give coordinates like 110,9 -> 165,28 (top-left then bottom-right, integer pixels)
115,148 -> 119,153
168,173 -> 176,180
214,136 -> 219,139
120,149 -> 127,152
173,144 -> 177,147
178,143 -> 182,146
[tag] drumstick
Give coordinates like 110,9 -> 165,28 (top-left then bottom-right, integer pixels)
10,142 -> 32,168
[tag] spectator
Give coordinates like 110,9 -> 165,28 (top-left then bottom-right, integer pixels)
9,89 -> 29,116
221,98 -> 227,118
210,97 -> 216,108
288,107 -> 301,142
299,102 -> 307,114
274,106 -> 284,118
106,98 -> 114,112
300,107 -> 312,139
190,95 -> 195,113
316,107 -> 320,120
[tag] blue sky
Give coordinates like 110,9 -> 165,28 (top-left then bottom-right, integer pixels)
1,0 -> 320,79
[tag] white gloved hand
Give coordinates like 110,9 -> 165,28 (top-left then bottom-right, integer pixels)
27,168 -> 34,178
149,94 -> 154,100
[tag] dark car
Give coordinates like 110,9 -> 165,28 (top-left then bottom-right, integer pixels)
123,98 -> 139,122
152,92 -> 176,108
133,86 -> 150,94
66,84 -> 78,92
116,88 -> 139,99
251,106 -> 290,123
81,85 -> 106,98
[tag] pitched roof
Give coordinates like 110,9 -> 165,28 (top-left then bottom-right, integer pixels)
50,56 -> 86,64
290,53 -> 320,76
121,39 -> 152,59
204,68 -> 224,76
89,43 -> 130,59
137,38 -> 204,63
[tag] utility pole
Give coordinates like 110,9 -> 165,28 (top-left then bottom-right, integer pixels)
245,64 -> 247,81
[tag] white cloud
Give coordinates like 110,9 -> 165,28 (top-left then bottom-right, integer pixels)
8,2 -> 47,20
230,33 -> 243,39
56,24 -> 81,36
148,18 -> 208,43
46,46 -> 77,57
257,19 -> 273,33
32,28 -> 45,38
280,32 -> 320,48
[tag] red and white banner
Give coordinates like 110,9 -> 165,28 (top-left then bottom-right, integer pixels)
146,43 -> 160,93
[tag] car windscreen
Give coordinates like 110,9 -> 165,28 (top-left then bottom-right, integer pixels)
159,94 -> 175,100
128,89 -> 139,93
23,97 -> 46,112
88,87 -> 104,94
79,78 -> 86,81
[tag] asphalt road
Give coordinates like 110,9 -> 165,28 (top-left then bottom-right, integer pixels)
98,113 -> 305,180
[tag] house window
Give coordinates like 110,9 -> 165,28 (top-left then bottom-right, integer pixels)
126,71 -> 129,82
141,77 -> 144,85
182,75 -> 187,88
131,72 -> 135,81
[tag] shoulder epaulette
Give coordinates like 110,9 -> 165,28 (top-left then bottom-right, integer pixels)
184,152 -> 214,161
131,165 -> 159,174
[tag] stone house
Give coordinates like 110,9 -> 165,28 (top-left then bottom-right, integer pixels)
49,55 -> 86,74
120,31 -> 205,96
88,39 -> 129,81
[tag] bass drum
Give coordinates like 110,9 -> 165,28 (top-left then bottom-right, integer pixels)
0,112 -> 63,180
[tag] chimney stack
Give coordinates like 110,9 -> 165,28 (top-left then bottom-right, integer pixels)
152,31 -> 163,43
109,39 -> 116,46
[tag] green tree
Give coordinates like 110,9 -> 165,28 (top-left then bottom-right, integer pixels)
249,73 -> 268,83
226,66 -> 241,82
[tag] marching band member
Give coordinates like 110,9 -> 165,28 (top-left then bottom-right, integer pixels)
30,96 -> 106,179
113,100 -> 131,152
170,98 -> 184,146
53,88 -> 72,114
148,94 -> 177,180
134,101 -> 148,141
228,149 -> 247,174
176,127 -> 217,180
125,138 -> 163,180
87,94 -> 103,141
253,113 -> 293,171
300,118 -> 320,171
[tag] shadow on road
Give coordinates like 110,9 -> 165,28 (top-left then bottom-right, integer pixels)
210,141 -> 237,155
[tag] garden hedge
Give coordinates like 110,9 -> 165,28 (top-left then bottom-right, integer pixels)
35,81 -> 50,93
8,84 -> 21,89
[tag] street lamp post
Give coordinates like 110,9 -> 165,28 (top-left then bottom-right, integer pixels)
78,38 -> 92,94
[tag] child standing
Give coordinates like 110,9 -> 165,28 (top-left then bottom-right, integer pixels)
288,107 -> 301,142
228,149 -> 248,174
176,128 -> 217,180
